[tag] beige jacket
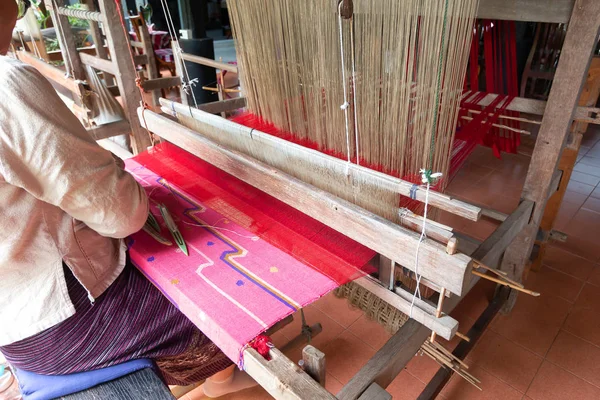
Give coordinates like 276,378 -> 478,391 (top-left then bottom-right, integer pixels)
0,57 -> 148,346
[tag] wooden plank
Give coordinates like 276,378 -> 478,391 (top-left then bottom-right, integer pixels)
532,57 -> 600,272
500,0 -> 600,312
44,0 -> 86,81
337,204 -> 524,400
472,92 -> 600,124
243,348 -> 335,400
477,0 -> 574,23
378,255 -> 394,291
86,119 -> 131,140
302,346 -> 326,386
357,384 -> 392,400
82,0 -> 114,86
98,0 -> 152,154
141,77 -> 182,91
191,97 -> 247,115
159,98 -> 483,222
97,138 -> 134,159
79,52 -> 117,75
355,276 -> 459,340
137,20 -> 161,107
181,53 -> 238,74
17,50 -> 83,95
139,108 -> 474,295
134,54 -> 149,66
471,201 -> 534,266
416,287 -> 510,400
337,319 -> 430,400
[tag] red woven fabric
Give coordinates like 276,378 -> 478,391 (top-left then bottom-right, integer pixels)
133,143 -> 376,285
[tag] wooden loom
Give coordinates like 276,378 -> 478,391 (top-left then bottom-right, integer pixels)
13,0 -> 600,398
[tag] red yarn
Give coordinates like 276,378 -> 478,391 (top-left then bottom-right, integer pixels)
249,335 -> 273,361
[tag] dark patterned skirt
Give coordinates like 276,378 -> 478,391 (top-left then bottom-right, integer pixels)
0,261 -> 232,386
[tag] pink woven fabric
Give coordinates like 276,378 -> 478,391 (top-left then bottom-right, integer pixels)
125,159 -> 341,365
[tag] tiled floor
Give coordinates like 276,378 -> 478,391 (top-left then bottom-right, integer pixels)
222,127 -> 600,399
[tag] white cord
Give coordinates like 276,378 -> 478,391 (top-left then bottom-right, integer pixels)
349,17 -> 360,166
337,2 -> 352,171
409,171 -> 441,319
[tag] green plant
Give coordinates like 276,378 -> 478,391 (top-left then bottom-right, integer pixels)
32,1 -> 51,29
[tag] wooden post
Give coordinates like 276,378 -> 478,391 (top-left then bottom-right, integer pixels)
173,41 -> 188,106
97,0 -> 152,154
499,0 -> 600,312
531,56 -> 600,272
45,0 -> 86,81
82,0 -> 114,86
378,255 -> 394,291
301,346 -> 326,387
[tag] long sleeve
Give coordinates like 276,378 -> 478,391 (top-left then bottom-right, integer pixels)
0,62 -> 148,239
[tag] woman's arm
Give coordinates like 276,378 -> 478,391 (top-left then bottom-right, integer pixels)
0,62 -> 148,238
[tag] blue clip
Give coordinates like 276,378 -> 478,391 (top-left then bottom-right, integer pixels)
410,183 -> 419,200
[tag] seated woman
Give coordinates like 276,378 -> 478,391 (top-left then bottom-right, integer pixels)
0,1 -> 254,397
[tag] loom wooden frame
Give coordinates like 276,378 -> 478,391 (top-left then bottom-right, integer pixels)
18,0 -> 599,397
164,1 -> 595,398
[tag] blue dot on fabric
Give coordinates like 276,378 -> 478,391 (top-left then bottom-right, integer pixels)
147,256 -> 155,262
236,280 -> 244,287
127,239 -> 135,248
207,241 -> 215,246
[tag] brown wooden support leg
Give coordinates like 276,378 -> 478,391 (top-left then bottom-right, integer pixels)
499,1 -> 600,313
531,56 -> 600,273
301,346 -> 326,387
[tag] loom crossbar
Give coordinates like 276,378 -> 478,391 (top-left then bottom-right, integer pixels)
138,108 -> 474,296
159,98 -> 482,222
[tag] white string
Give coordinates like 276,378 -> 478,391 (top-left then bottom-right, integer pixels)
158,0 -> 199,109
409,171 -> 441,319
337,2 -> 352,172
349,16 -> 360,166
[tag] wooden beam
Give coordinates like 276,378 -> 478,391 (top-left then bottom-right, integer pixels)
243,348 -> 335,400
416,287 -> 510,400
98,0 -> 151,154
17,50 -> 83,95
82,0 -> 114,86
79,52 -> 117,75
471,201 -> 534,267
499,0 -> 600,312
141,77 -> 182,92
470,92 -> 600,124
97,138 -> 134,160
86,119 -> 131,140
44,0 -> 86,81
378,255 -> 394,291
337,319 -> 430,400
139,108 -> 474,295
159,98 -> 482,222
354,276 -> 459,340
137,20 -> 161,107
477,0 -> 574,23
532,57 -> 600,272
181,53 -> 238,74
193,97 -> 247,115
134,54 -> 149,66
357,384 -> 392,400
302,346 -> 326,387
337,200 -> 530,399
